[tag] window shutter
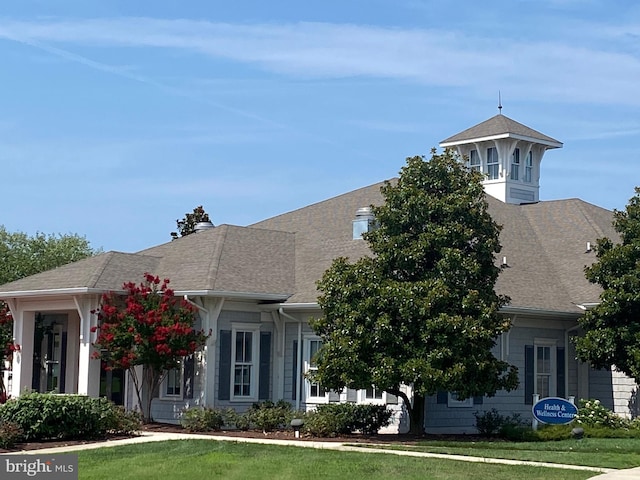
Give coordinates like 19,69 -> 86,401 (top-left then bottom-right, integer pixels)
183,354 -> 195,399
218,330 -> 232,401
525,345 -> 534,405
473,395 -> 483,405
259,332 -> 272,400
556,347 -> 565,399
292,340 -> 297,401
436,391 -> 448,404
328,390 -> 340,402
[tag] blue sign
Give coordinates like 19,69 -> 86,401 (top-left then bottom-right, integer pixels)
532,397 -> 578,425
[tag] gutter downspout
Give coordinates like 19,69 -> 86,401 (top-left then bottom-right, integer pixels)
279,308 -> 303,411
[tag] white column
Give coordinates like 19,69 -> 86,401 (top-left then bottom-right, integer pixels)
11,310 -> 35,398
76,297 -> 100,397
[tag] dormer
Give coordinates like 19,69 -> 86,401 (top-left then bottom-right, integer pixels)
439,114 -> 562,204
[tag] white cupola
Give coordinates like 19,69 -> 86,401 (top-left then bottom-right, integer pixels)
439,113 -> 562,204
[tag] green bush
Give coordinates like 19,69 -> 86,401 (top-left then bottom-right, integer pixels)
575,398 -> 627,429
247,400 -> 294,433
0,420 -> 23,449
0,392 -> 139,441
181,407 -> 225,432
474,408 -> 525,437
303,403 -> 392,437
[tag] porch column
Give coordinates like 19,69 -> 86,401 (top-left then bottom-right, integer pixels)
75,297 -> 101,397
11,310 -> 35,398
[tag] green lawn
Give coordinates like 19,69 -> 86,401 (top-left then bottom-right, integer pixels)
77,440 -> 598,480
354,437 -> 640,469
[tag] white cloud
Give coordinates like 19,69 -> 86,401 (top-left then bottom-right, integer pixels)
1,17 -> 640,107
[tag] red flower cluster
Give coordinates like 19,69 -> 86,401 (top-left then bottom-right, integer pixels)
91,274 -> 208,373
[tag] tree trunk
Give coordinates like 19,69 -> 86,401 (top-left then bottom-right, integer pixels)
409,394 -> 426,435
393,389 -> 426,436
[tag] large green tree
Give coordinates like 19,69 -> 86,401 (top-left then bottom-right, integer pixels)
0,226 -> 99,401
575,187 -> 640,381
311,152 -> 518,434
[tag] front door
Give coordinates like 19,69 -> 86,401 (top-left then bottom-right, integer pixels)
32,314 -> 68,393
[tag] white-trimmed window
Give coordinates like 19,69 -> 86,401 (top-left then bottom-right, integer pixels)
232,324 -> 261,400
161,361 -> 182,399
487,147 -> 499,180
469,150 -> 481,173
447,392 -> 473,408
511,148 -> 520,180
304,337 -> 328,402
535,339 -> 557,398
358,386 -> 386,405
524,151 -> 533,183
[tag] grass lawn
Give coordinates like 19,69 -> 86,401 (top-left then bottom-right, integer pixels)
77,440 -> 598,480
357,437 -> 640,469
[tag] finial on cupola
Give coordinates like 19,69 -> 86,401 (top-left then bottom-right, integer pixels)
498,91 -> 503,114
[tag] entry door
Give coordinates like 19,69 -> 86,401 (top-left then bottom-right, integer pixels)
32,314 -> 68,393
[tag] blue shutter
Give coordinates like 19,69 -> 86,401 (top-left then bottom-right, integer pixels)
218,330 -> 232,401
292,340 -> 297,401
259,332 -> 272,400
557,347 -> 565,398
525,345 -> 534,405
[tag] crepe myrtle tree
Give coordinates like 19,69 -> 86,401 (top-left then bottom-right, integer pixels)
311,151 -> 518,434
91,273 -> 209,422
575,187 -> 640,382
0,303 -> 19,403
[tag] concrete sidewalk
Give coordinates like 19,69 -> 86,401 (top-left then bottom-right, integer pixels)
7,431 -> 638,479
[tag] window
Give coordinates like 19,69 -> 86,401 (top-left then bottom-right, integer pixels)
524,151 -> 533,183
447,392 -> 473,408
305,338 -> 328,401
469,150 -> 481,173
162,364 -> 182,398
511,148 -> 520,180
366,386 -> 383,400
536,345 -> 553,398
487,147 -> 499,180
231,326 -> 260,400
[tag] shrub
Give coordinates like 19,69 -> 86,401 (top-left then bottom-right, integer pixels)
247,400 -> 294,433
181,407 -> 224,432
303,403 -> 392,437
474,408 -> 525,437
575,398 -> 627,429
0,392 -> 137,441
0,420 -> 23,448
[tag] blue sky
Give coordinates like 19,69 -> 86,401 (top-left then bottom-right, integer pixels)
1,0 -> 639,252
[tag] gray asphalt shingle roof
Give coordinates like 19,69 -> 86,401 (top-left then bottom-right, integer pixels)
440,114 -> 563,148
0,180 -> 615,314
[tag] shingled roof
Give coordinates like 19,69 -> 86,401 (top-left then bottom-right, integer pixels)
0,225 -> 295,300
440,114 -> 563,148
0,179 -> 615,314
253,183 -> 615,313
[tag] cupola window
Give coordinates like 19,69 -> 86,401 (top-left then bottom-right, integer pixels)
352,207 -> 376,240
524,151 -> 533,183
510,148 -> 520,181
469,149 -> 481,173
487,147 -> 499,180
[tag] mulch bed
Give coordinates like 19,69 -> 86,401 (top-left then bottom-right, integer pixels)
0,423 -> 487,453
